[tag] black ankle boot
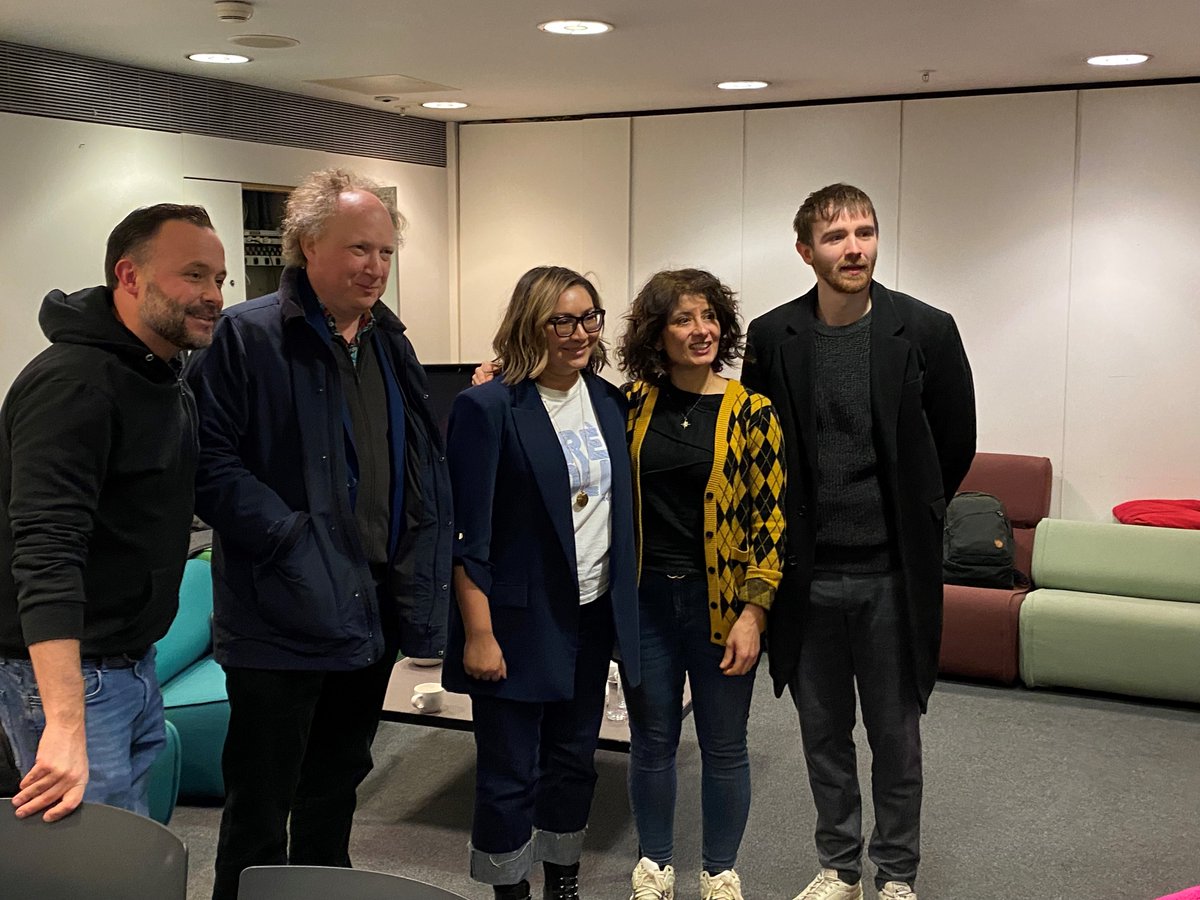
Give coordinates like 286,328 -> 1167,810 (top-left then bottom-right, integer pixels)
543,862 -> 580,900
494,880 -> 531,900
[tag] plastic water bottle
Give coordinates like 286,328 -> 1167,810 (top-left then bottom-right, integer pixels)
605,666 -> 627,722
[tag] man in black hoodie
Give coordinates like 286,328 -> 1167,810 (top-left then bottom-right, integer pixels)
0,204 -> 225,822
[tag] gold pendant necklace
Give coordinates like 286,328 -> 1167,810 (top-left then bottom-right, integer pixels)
680,393 -> 705,429
574,380 -> 591,509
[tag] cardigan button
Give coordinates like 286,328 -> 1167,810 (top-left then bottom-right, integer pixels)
707,566 -> 715,574
710,601 -> 718,609
704,531 -> 713,539
713,631 -> 722,640
705,491 -> 713,500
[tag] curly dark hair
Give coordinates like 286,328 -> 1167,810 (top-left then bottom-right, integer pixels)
618,269 -> 743,384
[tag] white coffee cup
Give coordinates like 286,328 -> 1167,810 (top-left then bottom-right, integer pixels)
411,682 -> 445,713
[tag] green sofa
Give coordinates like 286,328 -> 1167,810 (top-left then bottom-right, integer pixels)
153,557 -> 229,798
1019,519 -> 1200,703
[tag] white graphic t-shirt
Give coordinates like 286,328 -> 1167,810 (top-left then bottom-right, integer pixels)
536,377 -> 612,605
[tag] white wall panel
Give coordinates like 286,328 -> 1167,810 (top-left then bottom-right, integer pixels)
630,111 -> 745,304
181,178 -> 247,306
898,92 -> 1078,511
0,115 -> 453,394
458,119 -> 631,365
1064,85 -> 1200,519
0,114 -> 183,390
742,103 -> 902,324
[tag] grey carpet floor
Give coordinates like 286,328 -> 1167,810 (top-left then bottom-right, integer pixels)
170,676 -> 1200,900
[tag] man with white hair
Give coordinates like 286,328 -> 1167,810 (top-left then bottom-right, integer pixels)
188,168 -> 453,900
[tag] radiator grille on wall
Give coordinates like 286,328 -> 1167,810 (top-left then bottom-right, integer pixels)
0,40 -> 446,168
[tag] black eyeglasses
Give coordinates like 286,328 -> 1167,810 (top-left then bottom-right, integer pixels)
547,308 -> 605,337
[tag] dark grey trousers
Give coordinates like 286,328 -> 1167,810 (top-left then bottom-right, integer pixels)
787,571 -> 922,891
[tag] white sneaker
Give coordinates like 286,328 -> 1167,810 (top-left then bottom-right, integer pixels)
701,869 -> 743,900
877,883 -> 916,900
630,857 -> 675,900
792,869 -> 864,900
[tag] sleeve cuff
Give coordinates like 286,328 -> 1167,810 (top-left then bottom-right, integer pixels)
741,576 -> 776,611
455,556 -> 493,597
19,603 -> 85,647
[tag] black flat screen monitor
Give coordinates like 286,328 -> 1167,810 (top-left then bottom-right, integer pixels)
422,363 -> 477,440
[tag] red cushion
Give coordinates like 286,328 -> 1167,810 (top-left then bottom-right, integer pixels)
1112,499 -> 1200,530
958,453 -> 1052,528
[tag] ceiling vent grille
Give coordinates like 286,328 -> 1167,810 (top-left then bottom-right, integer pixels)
0,40 -> 446,168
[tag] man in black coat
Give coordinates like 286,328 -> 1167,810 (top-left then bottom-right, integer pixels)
742,184 -> 976,900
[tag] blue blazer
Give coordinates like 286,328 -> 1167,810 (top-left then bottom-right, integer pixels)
441,372 -> 641,702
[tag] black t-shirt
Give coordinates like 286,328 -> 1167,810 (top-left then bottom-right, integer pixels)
639,385 -> 722,575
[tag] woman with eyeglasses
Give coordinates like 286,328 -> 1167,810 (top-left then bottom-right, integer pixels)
442,266 -> 641,900
618,269 -> 785,900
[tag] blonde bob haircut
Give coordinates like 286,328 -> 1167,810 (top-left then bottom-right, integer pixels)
493,266 -> 608,385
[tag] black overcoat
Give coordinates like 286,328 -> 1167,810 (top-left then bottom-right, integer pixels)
742,281 -> 976,710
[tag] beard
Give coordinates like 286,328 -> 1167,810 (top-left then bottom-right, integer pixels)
139,281 -> 220,351
814,254 -> 875,295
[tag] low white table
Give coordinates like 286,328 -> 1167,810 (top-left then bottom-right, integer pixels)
380,658 -> 690,753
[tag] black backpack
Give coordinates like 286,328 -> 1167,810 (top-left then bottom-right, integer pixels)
942,491 -> 1015,589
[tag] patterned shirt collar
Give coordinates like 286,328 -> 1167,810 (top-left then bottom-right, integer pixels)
322,304 -> 376,365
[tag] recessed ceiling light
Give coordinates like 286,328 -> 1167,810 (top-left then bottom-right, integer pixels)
717,80 -> 770,90
537,20 -> 613,35
188,52 -> 251,64
228,34 -> 300,50
1087,53 -> 1151,67
421,101 -> 469,110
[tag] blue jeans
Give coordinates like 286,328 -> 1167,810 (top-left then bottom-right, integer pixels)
467,594 -> 615,886
622,573 -> 757,874
0,647 -> 166,816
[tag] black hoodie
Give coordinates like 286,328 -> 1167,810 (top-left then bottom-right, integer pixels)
0,286 -> 196,657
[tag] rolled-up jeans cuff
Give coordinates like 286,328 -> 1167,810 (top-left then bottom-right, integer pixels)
533,826 -> 587,866
469,837 -> 534,885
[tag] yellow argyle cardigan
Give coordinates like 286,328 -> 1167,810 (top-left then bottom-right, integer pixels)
626,379 -> 786,646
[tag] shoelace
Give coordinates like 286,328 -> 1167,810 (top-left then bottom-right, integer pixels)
705,878 -> 741,900
884,888 -> 915,899
632,872 -> 671,900
632,884 -> 670,900
803,875 -> 850,899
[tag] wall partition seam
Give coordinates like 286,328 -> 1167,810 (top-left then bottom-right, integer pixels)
626,119 -> 637,305
448,122 -> 463,363
1058,89 -> 1084,517
737,110 -> 747,299
895,99 -> 906,288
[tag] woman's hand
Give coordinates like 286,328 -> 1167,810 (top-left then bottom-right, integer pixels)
464,630 -> 507,681
719,605 -> 766,676
472,361 -> 500,386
